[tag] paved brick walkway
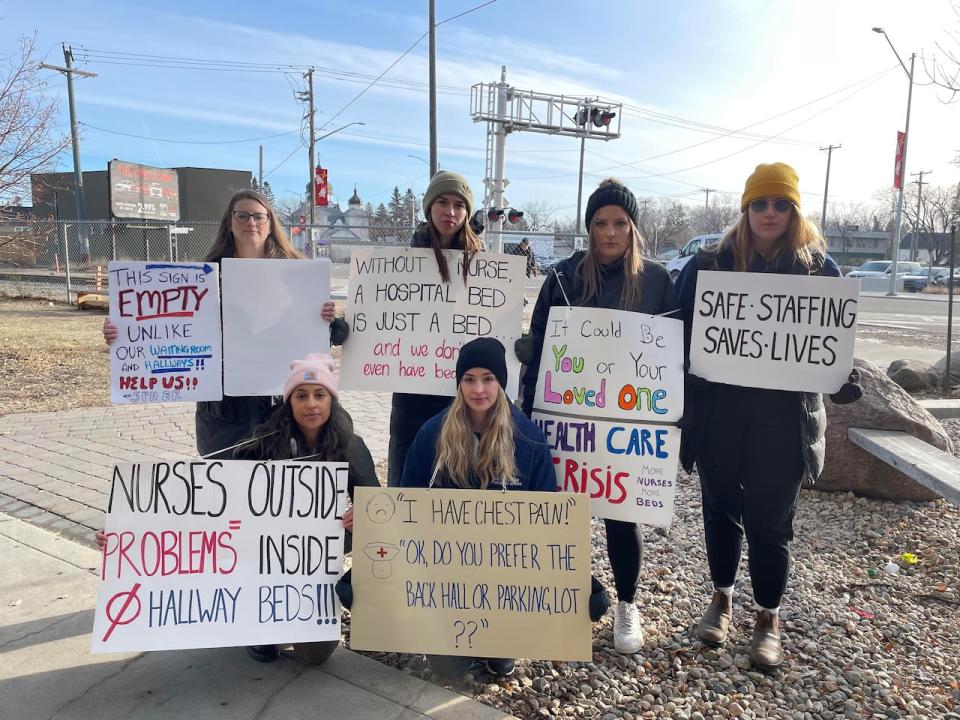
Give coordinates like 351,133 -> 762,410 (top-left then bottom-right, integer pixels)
0,392 -> 390,548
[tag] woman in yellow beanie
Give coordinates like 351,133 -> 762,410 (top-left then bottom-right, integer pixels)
386,170 -> 485,486
675,162 -> 861,670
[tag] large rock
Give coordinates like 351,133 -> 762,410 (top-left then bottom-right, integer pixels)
933,352 -> 960,389
886,359 -> 940,393
818,358 -> 953,501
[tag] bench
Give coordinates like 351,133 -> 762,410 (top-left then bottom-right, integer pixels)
848,428 -> 960,505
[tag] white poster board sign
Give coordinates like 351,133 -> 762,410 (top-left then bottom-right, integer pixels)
340,248 -> 525,398
349,487 -> 592,661
91,460 -> 347,653
221,258 -> 331,396
689,271 -> 859,393
532,306 -> 684,423
532,413 -> 679,525
108,261 -> 222,404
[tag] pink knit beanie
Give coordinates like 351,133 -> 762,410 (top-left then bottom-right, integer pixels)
282,353 -> 338,402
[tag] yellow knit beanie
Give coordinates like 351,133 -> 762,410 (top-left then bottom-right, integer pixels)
741,162 -> 801,212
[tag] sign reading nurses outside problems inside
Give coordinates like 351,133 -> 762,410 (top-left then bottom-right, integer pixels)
108,160 -> 180,221
339,248 -> 525,398
689,271 -> 859,393
349,487 -> 593,661
108,261 -> 223,404
532,306 -> 684,423
91,460 -> 347,653
532,413 -> 680,526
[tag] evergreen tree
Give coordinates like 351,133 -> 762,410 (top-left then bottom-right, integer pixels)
388,186 -> 405,225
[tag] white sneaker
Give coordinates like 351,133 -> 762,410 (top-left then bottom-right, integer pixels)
613,601 -> 644,654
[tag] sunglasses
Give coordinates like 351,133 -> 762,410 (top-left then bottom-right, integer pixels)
748,198 -> 793,214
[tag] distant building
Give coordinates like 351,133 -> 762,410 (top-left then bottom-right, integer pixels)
823,228 -> 890,269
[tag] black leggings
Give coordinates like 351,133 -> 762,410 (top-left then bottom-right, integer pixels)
604,518 -> 643,603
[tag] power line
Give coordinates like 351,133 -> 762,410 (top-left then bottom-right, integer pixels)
79,121 -> 301,144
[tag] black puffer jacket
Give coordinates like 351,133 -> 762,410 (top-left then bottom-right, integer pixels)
520,251 -> 679,416
675,244 -> 842,484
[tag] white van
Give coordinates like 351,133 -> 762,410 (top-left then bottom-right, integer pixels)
665,234 -> 722,280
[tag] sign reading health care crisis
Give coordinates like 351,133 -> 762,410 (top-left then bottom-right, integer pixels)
339,248 -> 525,398
108,261 -> 222,404
92,460 -> 347,653
689,271 -> 859,393
532,306 -> 684,422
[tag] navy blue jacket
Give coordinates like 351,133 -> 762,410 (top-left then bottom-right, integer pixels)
399,403 -> 557,492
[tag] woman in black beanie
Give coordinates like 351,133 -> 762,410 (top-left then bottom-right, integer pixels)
520,177 -> 678,655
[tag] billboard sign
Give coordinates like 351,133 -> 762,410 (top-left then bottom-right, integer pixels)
109,160 -> 181,221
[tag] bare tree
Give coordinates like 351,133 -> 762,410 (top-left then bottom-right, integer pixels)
0,36 -> 70,204
922,0 -> 960,102
519,199 -> 558,233
825,202 -> 871,270
689,193 -> 739,235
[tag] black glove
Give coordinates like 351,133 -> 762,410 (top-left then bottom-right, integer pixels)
829,368 -> 862,405
514,334 -> 535,365
335,568 -> 353,610
589,575 -> 609,622
330,317 -> 350,346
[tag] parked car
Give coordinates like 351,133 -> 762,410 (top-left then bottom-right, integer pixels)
902,267 -> 948,292
113,180 -> 134,193
932,268 -> 960,288
846,260 -> 922,278
665,234 -> 722,280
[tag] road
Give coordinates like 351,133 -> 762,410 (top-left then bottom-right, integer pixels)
859,292 -> 959,336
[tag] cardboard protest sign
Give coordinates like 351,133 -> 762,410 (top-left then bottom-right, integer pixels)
339,249 -> 525,398
220,258 -> 331,396
532,306 -> 684,423
689,271 -> 859,393
532,413 -> 679,525
350,487 -> 592,661
108,261 -> 222,404
91,460 -> 347,653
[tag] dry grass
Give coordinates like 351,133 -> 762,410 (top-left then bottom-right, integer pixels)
0,297 -> 110,415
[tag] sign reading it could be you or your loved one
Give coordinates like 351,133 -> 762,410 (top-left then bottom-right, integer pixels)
530,306 -> 683,526
108,261 -> 222,404
349,487 -> 593,661
689,271 -> 859,393
339,248 -> 525,398
91,460 -> 347,653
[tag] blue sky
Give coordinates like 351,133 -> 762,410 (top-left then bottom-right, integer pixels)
6,0 -> 960,219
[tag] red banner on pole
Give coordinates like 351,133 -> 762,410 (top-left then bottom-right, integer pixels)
893,131 -> 905,189
314,167 -> 329,207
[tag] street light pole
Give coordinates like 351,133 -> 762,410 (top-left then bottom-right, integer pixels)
873,27 -> 915,296
819,144 -> 840,232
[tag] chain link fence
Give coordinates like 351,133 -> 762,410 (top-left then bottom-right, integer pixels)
0,219 -> 584,304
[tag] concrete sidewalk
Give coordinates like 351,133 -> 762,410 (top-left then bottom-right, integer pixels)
0,513 -> 512,720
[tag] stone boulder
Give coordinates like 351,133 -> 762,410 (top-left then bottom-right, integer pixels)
933,352 -> 960,389
886,359 -> 940,393
818,357 -> 953,501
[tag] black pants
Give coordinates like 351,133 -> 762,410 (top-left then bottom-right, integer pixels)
604,519 -> 643,603
696,386 -> 804,610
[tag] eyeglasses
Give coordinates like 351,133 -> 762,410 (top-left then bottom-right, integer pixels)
232,210 -> 270,225
748,198 -> 793,214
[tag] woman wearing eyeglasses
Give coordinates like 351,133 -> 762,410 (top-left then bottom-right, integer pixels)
103,190 -> 340,457
675,163 -> 860,669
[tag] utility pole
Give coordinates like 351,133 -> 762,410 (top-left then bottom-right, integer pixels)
700,188 -> 714,212
428,0 -> 438,177
575,137 -> 586,235
910,169 -> 931,263
819,144 -> 841,231
305,68 -> 316,226
40,46 -> 96,223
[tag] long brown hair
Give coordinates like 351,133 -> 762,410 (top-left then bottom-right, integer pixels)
204,189 -> 301,262
576,178 -> 645,309
718,206 -> 826,272
424,203 -> 484,283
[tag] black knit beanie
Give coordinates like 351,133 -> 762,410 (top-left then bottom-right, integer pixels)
584,181 -> 640,230
455,337 -> 508,389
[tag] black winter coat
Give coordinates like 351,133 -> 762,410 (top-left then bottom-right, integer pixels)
520,251 -> 679,416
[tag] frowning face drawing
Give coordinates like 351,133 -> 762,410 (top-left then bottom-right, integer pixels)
365,492 -> 396,524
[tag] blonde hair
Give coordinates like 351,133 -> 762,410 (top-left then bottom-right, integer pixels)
577,178 -> 645,309
433,386 -> 517,489
205,190 -> 301,262
719,206 -> 826,272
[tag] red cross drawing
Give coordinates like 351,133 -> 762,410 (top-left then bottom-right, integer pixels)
376,547 -> 387,558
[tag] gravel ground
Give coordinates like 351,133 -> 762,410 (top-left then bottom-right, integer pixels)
351,438 -> 960,720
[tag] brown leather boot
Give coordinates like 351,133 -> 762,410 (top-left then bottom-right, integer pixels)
696,590 -> 732,645
750,610 -> 784,669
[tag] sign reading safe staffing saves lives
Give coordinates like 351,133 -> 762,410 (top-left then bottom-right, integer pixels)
349,487 -> 593,661
689,271 -> 859,393
108,261 -> 222,404
91,460 -> 347,653
339,248 -> 525,398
